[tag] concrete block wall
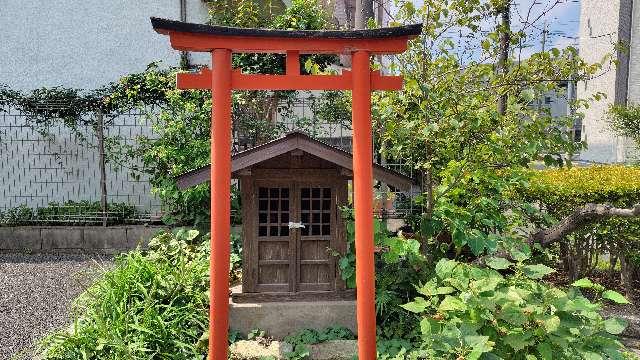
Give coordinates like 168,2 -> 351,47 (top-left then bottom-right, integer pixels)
0,225 -> 167,253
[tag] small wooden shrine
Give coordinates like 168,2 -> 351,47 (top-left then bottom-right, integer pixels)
176,132 -> 413,302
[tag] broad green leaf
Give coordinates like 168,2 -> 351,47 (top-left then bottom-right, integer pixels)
602,290 -> 630,304
464,335 -> 493,360
581,351 -> 603,360
510,245 -> 531,262
498,305 -> 527,326
467,232 -> 486,256
470,278 -> 500,294
486,257 -> 513,270
416,280 -> 437,297
603,318 -> 627,335
434,286 -> 456,295
522,264 -> 555,279
438,295 -> 467,312
435,258 -> 458,279
185,229 -> 199,241
536,341 -> 553,360
543,315 -> 561,332
451,228 -> 466,247
401,297 -> 429,313
571,278 -> 595,289
419,318 -> 430,335
503,331 -> 534,351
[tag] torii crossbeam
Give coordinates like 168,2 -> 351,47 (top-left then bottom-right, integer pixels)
151,17 -> 421,360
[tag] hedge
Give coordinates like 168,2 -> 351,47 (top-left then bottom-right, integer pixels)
527,165 -> 640,212
525,165 -> 640,285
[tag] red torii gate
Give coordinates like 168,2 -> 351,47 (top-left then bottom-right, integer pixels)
151,18 -> 421,360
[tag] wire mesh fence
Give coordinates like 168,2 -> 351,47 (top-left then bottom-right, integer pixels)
0,96 -> 420,226
0,107 -> 161,225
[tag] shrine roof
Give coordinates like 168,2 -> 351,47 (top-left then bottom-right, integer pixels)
151,17 -> 422,40
151,18 -> 422,54
175,131 -> 415,190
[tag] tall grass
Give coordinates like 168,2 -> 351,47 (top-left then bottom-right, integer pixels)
39,230 -> 214,360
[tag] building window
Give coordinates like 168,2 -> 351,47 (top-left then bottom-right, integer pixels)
572,119 -> 582,142
544,96 -> 553,105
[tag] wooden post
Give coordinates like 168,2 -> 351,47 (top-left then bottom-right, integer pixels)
96,111 -> 108,227
351,50 -> 376,360
209,48 -> 233,360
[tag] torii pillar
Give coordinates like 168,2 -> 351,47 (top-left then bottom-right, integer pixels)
151,17 -> 421,360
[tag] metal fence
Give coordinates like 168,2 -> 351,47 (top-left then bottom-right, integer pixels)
0,96 -> 419,225
0,107 -> 161,225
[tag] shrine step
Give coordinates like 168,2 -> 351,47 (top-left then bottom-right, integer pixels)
229,340 -> 357,360
229,299 -> 356,339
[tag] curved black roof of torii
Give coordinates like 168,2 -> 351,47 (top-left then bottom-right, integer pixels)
176,131 -> 415,191
151,17 -> 423,40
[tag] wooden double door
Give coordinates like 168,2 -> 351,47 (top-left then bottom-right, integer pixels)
250,179 -> 340,294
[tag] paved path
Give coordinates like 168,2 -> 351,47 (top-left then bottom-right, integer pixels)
0,253 -> 112,360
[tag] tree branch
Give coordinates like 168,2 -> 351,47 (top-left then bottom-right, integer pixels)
529,203 -> 640,246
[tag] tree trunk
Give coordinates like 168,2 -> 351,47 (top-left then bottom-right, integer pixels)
354,0 -> 374,29
96,111 -> 108,227
529,203 -> 640,246
609,247 -> 619,281
620,255 -> 635,298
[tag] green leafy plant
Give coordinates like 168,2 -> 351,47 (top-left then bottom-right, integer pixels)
37,229 -> 240,360
373,0 -> 606,264
397,257 -> 631,359
283,326 -> 355,360
607,103 -> 640,152
337,210 -> 430,338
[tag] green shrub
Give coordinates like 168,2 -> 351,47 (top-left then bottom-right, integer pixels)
336,213 -> 635,359
395,257 -> 631,360
607,104 -> 640,151
526,165 -> 640,286
38,229 -> 241,360
337,211 -> 430,338
527,166 -> 640,211
283,326 -> 356,360
0,201 -> 143,226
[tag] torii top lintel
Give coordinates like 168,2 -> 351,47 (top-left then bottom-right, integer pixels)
151,18 -> 422,91
151,17 -> 422,55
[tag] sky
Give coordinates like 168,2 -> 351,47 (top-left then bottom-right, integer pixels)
513,0 -> 581,57
403,0 -> 583,61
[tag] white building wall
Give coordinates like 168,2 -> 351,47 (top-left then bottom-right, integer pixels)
0,1 -> 211,214
0,0 -> 210,91
577,0 -> 624,163
577,0 -> 636,163
627,0 -> 640,162
629,0 -> 640,104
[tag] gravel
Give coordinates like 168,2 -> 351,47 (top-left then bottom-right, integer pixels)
0,252 -> 113,360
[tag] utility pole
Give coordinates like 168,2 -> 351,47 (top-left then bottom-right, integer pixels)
179,0 -> 190,69
541,21 -> 548,52
497,1 -> 511,116
537,21 -> 548,111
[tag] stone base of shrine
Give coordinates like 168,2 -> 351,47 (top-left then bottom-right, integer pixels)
229,288 -> 357,339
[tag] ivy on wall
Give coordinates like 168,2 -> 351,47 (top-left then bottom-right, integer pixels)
0,0 -> 348,227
